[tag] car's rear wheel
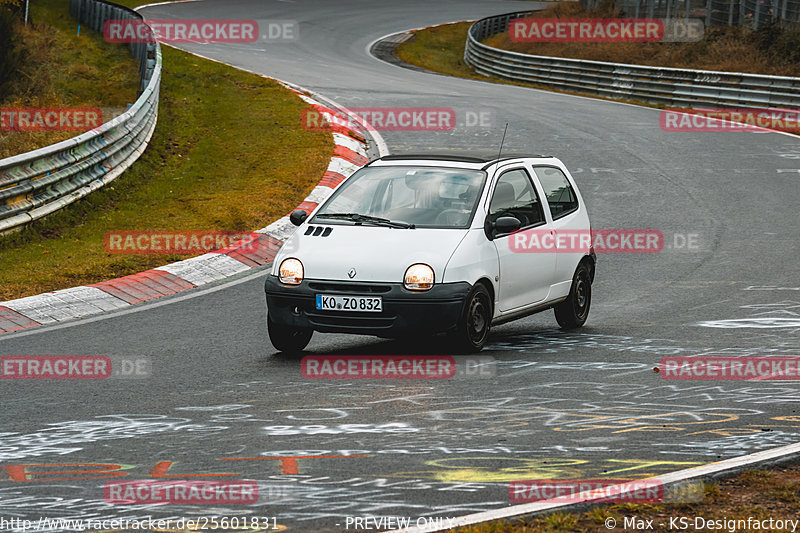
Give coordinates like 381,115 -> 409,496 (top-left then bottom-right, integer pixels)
268,314 -> 313,353
451,283 -> 492,353
554,262 -> 592,329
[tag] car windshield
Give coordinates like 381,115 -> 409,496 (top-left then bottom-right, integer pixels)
312,166 -> 487,228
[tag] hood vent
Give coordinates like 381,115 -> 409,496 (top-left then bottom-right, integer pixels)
304,226 -> 333,237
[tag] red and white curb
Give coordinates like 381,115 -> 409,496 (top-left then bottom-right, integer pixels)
0,89 -> 377,334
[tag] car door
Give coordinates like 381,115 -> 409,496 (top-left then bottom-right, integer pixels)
488,167 -> 556,312
531,165 -> 587,298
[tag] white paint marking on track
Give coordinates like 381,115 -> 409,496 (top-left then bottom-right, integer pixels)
698,317 -> 800,328
387,442 -> 800,533
134,0 -> 203,12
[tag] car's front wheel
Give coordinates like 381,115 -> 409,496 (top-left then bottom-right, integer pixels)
554,262 -> 592,329
451,283 -> 492,353
268,314 -> 313,353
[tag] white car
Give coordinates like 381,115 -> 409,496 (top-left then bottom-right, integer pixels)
265,154 -> 595,353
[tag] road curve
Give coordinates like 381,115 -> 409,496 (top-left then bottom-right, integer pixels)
1,1 -> 799,531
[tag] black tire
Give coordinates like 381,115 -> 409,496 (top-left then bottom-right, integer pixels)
268,314 -> 313,353
554,262 -> 592,329
451,283 -> 492,353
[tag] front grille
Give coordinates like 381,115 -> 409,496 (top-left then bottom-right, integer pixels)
308,282 -> 392,294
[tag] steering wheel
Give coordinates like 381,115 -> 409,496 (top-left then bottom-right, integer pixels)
435,209 -> 467,226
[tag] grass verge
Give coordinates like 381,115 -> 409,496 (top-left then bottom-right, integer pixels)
396,3 -> 800,79
450,464 -> 800,532
0,0 -> 139,158
0,1 -> 332,301
484,2 -> 800,77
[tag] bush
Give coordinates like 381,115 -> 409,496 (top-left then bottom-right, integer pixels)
0,5 -> 22,100
749,20 -> 800,66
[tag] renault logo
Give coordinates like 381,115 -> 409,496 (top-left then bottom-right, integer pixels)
347,268 -> 357,279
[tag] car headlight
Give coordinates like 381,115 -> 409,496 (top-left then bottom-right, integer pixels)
279,258 -> 304,285
404,263 -> 434,291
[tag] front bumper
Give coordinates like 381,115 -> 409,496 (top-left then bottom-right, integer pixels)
265,276 -> 472,336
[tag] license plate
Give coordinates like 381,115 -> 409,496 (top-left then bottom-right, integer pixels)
315,294 -> 382,312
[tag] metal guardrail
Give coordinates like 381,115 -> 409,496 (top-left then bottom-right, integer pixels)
464,11 -> 800,109
0,0 -> 160,234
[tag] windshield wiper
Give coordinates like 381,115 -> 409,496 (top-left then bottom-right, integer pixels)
316,213 -> 414,229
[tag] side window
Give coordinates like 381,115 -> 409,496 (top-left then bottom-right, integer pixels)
488,169 -> 545,231
534,167 -> 579,220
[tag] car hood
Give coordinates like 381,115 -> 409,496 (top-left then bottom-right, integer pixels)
278,224 -> 469,283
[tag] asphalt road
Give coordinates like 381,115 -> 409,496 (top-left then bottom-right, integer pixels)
1,0 -> 800,531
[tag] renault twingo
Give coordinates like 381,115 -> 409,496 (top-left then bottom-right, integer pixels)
265,154 -> 595,353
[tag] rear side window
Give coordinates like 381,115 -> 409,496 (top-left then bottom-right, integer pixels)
534,167 -> 579,220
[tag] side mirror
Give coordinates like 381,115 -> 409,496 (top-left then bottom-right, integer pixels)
289,209 -> 308,227
495,216 -> 522,234
484,215 -> 521,240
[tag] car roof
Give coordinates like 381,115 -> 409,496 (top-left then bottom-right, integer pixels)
368,153 -> 559,170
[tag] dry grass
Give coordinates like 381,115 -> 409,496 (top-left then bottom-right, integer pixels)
483,2 -> 800,76
0,0 -> 139,158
